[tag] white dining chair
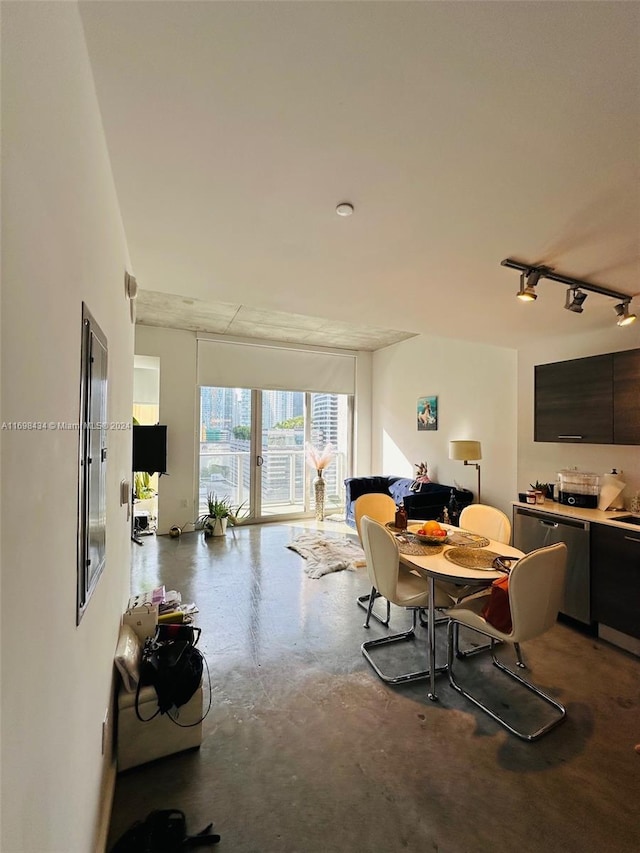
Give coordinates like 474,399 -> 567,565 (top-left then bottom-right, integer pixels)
360,516 -> 454,684
455,503 -> 525,668
459,504 -> 511,545
354,493 -> 397,626
445,542 -> 568,741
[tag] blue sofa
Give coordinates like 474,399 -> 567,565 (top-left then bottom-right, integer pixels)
344,476 -> 473,527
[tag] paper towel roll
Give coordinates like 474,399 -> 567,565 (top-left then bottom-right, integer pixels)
598,473 -> 626,511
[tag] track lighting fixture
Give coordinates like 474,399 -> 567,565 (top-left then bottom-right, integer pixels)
503,258 -> 636,328
615,301 -> 637,327
564,288 -> 588,313
516,271 -> 539,301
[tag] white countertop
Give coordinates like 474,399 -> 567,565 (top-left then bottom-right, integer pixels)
512,500 -> 640,532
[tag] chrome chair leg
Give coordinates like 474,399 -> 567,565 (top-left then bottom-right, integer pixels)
446,622 -> 566,741
362,609 -> 440,685
360,588 -> 390,628
363,587 -> 376,628
453,624 -> 526,669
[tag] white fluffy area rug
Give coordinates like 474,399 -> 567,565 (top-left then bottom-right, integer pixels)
287,532 -> 366,579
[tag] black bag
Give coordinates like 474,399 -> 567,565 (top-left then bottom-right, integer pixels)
136,627 -> 208,725
110,808 -> 220,852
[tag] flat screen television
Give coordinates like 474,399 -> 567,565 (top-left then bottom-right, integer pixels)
133,424 -> 167,474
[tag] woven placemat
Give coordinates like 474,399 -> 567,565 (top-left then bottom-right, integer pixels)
446,531 -> 490,548
397,539 -> 444,556
443,547 -> 500,569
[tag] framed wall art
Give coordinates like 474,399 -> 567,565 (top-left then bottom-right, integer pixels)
417,395 -> 438,431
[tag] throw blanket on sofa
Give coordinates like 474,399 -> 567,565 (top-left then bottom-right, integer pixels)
287,533 -> 366,579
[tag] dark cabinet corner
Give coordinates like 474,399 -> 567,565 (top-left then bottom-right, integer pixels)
591,523 -> 640,639
613,348 -> 640,445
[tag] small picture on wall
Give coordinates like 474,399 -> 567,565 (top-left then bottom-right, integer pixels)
417,396 -> 438,431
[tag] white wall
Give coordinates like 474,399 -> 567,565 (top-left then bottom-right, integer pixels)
135,326 -> 198,534
517,327 -> 640,502
1,5 -> 133,851
372,335 -> 518,517
133,357 -> 160,405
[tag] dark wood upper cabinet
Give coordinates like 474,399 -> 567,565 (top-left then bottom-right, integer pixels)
535,354 -> 613,443
613,348 -> 640,445
535,348 -> 640,446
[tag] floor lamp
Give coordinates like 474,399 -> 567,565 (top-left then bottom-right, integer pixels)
449,440 -> 482,503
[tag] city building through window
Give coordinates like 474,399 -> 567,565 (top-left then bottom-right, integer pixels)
199,387 -> 351,520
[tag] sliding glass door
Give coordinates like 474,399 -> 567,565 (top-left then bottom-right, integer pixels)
258,390 -> 305,516
198,387 -> 350,521
198,387 -> 252,515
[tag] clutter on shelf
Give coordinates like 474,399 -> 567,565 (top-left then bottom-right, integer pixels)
123,586 -> 198,641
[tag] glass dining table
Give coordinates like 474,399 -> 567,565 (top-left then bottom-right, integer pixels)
396,524 -> 525,701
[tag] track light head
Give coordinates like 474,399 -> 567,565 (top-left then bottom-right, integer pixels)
516,271 -> 538,302
565,288 -> 588,313
615,301 -> 637,327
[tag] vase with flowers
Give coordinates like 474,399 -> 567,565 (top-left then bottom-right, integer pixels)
305,443 -> 336,521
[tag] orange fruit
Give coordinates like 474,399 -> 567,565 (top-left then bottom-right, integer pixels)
424,520 -> 442,534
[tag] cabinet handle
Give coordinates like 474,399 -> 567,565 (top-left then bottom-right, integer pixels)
624,536 -> 640,543
540,520 -> 559,528
557,435 -> 583,440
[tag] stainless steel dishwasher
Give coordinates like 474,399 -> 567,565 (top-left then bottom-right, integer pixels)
513,506 -> 591,624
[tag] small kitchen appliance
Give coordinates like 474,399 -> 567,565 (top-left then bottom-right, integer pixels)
558,470 -> 600,509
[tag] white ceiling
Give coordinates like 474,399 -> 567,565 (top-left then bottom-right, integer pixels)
79,0 -> 640,350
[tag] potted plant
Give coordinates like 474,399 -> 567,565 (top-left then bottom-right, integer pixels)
133,472 -> 158,530
530,481 -> 553,501
134,471 -> 156,501
197,493 -> 247,537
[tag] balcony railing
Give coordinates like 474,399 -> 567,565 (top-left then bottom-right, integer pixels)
199,448 -> 347,517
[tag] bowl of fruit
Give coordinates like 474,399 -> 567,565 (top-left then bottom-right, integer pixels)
408,520 -> 449,544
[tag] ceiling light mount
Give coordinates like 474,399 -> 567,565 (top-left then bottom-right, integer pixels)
336,202 -> 354,217
503,258 -> 636,327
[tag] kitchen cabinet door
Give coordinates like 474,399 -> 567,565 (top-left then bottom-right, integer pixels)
613,348 -> 640,445
591,523 -> 640,638
535,354 -> 613,443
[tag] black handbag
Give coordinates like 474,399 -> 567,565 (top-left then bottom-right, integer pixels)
110,809 -> 220,852
135,627 -> 210,726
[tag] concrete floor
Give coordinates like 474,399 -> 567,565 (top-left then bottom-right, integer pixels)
108,520 -> 640,852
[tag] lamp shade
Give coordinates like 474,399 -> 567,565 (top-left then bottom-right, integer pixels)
449,440 -> 482,462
